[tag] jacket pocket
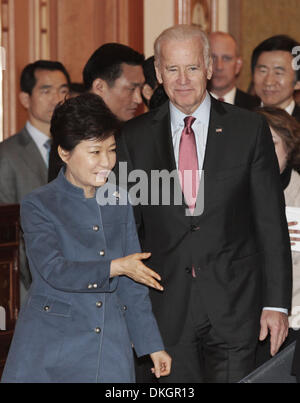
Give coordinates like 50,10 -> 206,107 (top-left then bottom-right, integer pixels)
28,294 -> 72,317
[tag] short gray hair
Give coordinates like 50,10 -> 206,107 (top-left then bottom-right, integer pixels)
154,24 -> 211,69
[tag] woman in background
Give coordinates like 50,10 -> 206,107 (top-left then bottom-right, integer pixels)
256,107 -> 300,375
2,93 -> 171,383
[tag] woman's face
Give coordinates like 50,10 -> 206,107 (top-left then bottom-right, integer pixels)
270,127 -> 288,174
59,135 -> 116,197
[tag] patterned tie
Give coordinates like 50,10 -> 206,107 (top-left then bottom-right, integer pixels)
178,116 -> 199,214
43,139 -> 52,166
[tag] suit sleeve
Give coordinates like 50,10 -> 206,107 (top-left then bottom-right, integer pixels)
250,116 -> 292,309
21,197 -> 116,293
0,147 -> 18,203
116,203 -> 164,357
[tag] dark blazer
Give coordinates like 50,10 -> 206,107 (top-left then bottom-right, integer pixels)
292,103 -> 300,122
0,127 -> 48,289
0,127 -> 48,203
117,97 -> 292,348
234,88 -> 260,110
1,170 -> 164,383
48,142 -> 63,182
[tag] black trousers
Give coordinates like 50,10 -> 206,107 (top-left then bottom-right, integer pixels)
135,278 -> 259,383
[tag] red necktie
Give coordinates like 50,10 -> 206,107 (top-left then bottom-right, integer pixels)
218,97 -> 225,102
178,116 -> 199,214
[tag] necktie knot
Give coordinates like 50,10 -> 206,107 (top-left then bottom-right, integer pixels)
184,116 -> 196,134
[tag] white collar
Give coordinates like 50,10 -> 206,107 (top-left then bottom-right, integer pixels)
260,99 -> 296,116
210,87 -> 237,104
170,91 -> 211,132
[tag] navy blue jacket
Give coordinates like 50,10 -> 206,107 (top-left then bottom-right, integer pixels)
2,169 -> 163,383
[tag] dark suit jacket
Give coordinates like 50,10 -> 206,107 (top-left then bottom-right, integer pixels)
234,88 -> 260,110
48,143 -> 63,182
292,104 -> 300,122
0,127 -> 48,288
0,127 -> 48,203
117,97 -> 292,347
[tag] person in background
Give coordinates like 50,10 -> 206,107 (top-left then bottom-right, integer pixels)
1,93 -> 171,383
48,43 -> 145,182
252,35 -> 300,191
141,56 -> 158,108
208,31 -> 259,109
255,107 -> 300,368
0,60 -> 70,302
252,35 -> 300,121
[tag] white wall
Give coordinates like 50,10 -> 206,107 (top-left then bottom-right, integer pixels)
143,0 -> 175,58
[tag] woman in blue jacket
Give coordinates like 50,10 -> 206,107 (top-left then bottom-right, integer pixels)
2,93 -> 171,383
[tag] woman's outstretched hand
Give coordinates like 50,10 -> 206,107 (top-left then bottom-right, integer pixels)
110,252 -> 163,291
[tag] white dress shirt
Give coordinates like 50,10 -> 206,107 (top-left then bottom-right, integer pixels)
169,92 -> 287,315
26,121 -> 50,167
210,87 -> 237,105
170,91 -> 211,170
285,99 -> 296,116
260,99 -> 295,116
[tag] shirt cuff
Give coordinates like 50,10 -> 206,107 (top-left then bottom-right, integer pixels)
263,307 -> 288,315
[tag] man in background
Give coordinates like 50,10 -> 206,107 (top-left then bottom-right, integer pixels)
252,34 -> 300,121
48,43 -> 145,181
0,60 -> 70,301
209,31 -> 259,109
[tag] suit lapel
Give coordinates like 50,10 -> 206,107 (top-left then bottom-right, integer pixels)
150,103 -> 190,214
193,98 -> 227,220
18,127 -> 48,183
151,103 -> 177,172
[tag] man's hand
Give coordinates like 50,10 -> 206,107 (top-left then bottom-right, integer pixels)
259,310 -> 289,356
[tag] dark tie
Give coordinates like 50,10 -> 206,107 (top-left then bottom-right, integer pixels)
218,97 -> 225,102
178,116 -> 199,214
43,139 -> 52,166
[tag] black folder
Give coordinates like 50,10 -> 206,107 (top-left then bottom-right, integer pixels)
239,341 -> 297,383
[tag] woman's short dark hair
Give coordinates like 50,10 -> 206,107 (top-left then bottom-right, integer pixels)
257,106 -> 300,170
50,93 -> 121,152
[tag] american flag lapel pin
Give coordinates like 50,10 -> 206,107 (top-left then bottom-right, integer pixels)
215,126 -> 223,134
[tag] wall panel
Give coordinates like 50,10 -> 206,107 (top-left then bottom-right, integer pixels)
0,0 -> 144,137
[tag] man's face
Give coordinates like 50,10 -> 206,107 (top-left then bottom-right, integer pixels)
209,33 -> 242,95
254,50 -> 300,109
155,37 -> 212,115
21,69 -> 69,131
96,63 -> 144,121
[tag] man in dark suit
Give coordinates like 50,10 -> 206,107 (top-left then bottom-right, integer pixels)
251,35 -> 300,121
208,31 -> 259,110
0,60 -> 70,301
48,43 -> 145,181
117,25 -> 292,383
